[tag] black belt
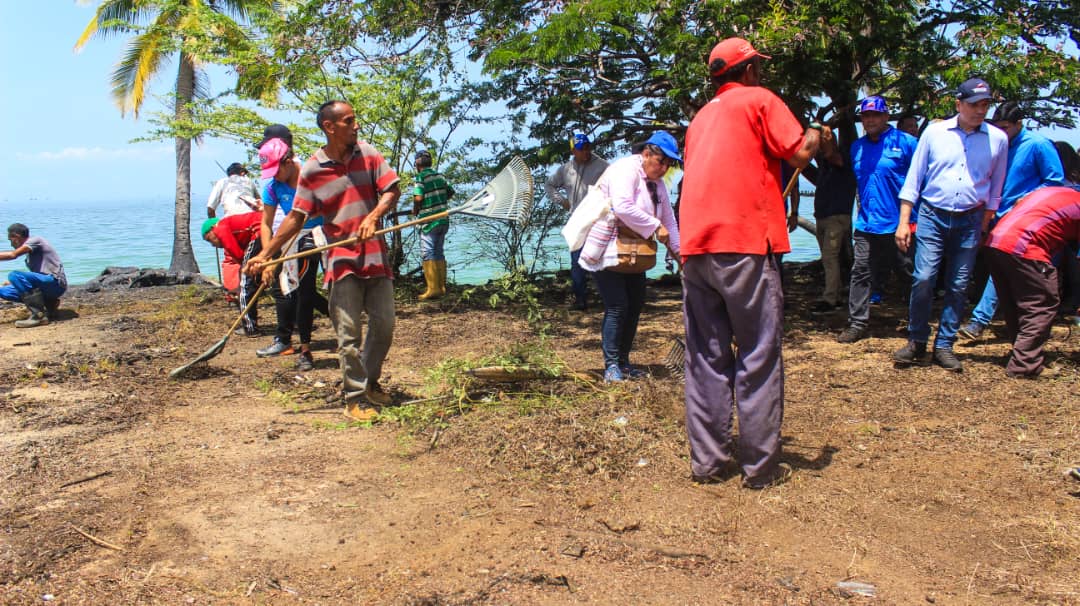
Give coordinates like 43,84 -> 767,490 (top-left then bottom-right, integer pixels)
928,203 -> 984,217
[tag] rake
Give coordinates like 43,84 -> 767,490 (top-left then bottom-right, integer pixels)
260,156 -> 534,271
169,157 -> 534,379
663,167 -> 801,380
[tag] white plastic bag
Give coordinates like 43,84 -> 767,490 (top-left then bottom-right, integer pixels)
560,185 -> 611,251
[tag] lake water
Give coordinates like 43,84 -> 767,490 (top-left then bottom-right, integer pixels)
0,197 -> 822,285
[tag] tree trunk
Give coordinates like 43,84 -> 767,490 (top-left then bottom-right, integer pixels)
169,52 -> 199,274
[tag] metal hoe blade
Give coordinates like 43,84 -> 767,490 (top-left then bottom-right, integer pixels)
169,336 -> 228,378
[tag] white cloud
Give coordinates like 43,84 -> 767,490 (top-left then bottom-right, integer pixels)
16,145 -> 172,161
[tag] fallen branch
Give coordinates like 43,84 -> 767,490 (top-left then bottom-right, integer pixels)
69,523 -> 123,551
60,470 -> 112,489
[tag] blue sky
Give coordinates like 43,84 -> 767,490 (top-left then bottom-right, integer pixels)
1,3 -> 1077,205
0,2 -> 253,204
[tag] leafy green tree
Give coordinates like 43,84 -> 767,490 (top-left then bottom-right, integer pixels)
74,0 -> 276,274
293,0 -> 1077,161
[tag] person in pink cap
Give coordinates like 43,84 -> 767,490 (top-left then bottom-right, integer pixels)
680,37 -> 826,489
254,135 -> 326,371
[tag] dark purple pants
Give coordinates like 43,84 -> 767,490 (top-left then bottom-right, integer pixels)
987,248 -> 1060,376
682,253 -> 785,483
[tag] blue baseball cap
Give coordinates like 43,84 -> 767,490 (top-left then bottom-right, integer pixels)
644,131 -> 682,163
571,133 -> 591,150
859,95 -> 888,115
957,78 -> 992,103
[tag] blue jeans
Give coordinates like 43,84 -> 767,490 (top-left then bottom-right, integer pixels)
970,276 -> 998,326
420,224 -> 448,261
908,203 -> 982,350
593,269 -> 646,369
0,270 -> 65,302
569,249 -> 590,306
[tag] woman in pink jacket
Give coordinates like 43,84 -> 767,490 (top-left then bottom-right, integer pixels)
580,132 -> 681,382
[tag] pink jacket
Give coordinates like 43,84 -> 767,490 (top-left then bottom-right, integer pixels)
579,155 -> 680,271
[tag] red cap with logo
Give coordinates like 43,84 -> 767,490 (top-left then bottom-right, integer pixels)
708,37 -> 771,76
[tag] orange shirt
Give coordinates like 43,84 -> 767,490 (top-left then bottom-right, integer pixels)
681,82 -> 805,256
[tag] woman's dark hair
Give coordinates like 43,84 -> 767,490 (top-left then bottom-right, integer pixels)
1054,140 -> 1080,183
7,223 -> 29,238
709,57 -> 756,87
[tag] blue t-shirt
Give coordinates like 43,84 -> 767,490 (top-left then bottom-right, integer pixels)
997,127 -> 1065,217
263,179 -> 323,230
851,126 -> 918,234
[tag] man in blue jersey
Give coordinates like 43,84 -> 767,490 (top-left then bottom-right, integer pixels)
959,101 -> 1064,340
893,78 -> 1009,372
837,96 -> 918,343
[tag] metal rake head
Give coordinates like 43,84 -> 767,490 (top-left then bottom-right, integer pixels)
457,156 -> 534,226
663,336 -> 685,381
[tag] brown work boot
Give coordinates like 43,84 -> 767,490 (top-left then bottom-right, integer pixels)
365,382 -> 392,406
344,402 -> 379,422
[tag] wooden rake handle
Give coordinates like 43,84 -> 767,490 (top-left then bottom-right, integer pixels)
782,166 -> 803,199
260,210 -> 453,270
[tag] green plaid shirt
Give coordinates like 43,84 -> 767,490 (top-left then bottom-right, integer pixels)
413,168 -> 454,233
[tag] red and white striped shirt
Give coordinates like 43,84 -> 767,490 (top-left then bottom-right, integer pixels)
292,143 -> 400,283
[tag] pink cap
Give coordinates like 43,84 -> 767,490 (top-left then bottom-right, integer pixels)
258,138 -> 290,179
708,38 -> 771,76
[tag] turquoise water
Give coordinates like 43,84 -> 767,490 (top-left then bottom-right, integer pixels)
0,198 -> 821,285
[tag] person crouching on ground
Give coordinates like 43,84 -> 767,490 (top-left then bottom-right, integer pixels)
0,223 -> 67,328
984,186 -> 1080,379
578,131 -> 681,382
412,149 -> 455,300
202,212 -> 263,336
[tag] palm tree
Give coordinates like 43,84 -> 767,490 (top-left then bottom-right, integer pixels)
75,0 -> 273,274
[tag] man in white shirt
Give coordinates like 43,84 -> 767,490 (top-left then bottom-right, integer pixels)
206,162 -> 260,218
546,133 -> 608,310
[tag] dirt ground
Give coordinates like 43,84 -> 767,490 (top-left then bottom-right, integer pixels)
1,265 -> 1078,605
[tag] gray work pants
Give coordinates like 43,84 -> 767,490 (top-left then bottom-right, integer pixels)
682,253 -> 785,483
328,274 -> 395,404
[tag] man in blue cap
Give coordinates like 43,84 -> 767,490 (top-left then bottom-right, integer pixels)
893,77 -> 1008,371
547,133 -> 608,310
836,96 -> 919,343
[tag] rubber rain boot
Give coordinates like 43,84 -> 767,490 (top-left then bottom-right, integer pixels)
418,260 -> 437,300
15,289 -> 49,328
430,259 -> 447,299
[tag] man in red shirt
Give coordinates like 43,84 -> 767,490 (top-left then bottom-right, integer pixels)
203,211 -> 263,336
984,186 -> 1080,378
680,37 -> 824,489
247,100 -> 402,422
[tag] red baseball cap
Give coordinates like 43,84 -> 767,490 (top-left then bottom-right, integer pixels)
708,37 -> 771,76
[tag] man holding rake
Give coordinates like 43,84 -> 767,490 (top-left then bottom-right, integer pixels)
246,100 -> 402,422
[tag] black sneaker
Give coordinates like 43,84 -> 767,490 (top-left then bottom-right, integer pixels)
894,341 -> 930,366
958,321 -> 985,341
296,351 -> 314,372
810,300 -> 841,314
933,348 -> 963,372
836,326 -> 866,343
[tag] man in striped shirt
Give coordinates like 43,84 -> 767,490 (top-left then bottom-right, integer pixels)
985,186 -> 1080,378
412,149 -> 454,300
247,100 -> 402,422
